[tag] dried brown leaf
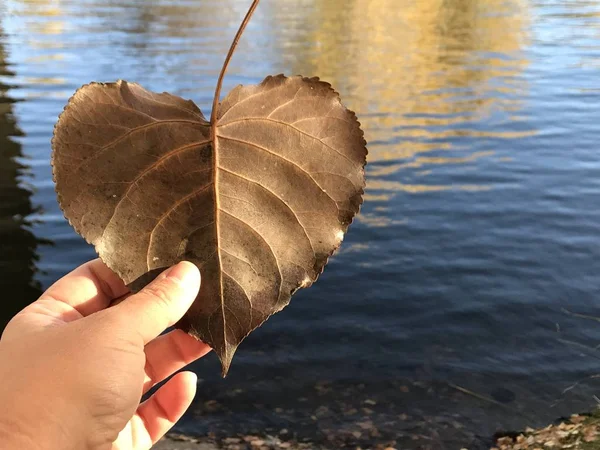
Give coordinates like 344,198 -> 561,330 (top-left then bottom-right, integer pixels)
52,49 -> 365,376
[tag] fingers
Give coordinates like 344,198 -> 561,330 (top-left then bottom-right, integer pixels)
111,261 -> 200,345
143,329 -> 211,393
39,259 -> 129,317
130,371 -> 197,448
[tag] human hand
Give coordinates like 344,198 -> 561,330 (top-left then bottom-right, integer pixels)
0,259 -> 210,450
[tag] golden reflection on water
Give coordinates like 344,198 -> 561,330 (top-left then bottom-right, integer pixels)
268,0 -> 536,199
368,151 -> 494,177
17,0 -> 65,37
10,0 -> 67,97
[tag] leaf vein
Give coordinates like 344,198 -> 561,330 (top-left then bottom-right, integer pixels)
265,87 -> 302,119
84,100 -> 159,122
127,87 -> 206,121
218,117 -> 357,166
73,119 -> 203,173
221,248 -> 259,277
221,273 -> 253,330
217,135 -> 337,204
219,167 -> 316,258
218,81 -> 286,122
99,140 -> 211,253
146,182 -> 214,270
219,209 -> 283,309
292,115 -> 354,126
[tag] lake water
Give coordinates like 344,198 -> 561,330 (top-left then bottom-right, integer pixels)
2,0 -> 600,448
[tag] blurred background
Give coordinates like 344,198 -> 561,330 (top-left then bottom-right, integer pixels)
2,0 -> 600,448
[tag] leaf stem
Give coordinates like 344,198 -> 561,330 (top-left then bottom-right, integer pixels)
210,0 -> 261,128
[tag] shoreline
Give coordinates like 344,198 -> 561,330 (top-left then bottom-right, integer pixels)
153,410 -> 600,450
154,433 -> 326,450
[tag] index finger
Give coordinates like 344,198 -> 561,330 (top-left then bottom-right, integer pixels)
40,258 -> 129,317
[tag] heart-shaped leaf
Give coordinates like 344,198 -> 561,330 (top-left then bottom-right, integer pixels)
51,1 -> 367,376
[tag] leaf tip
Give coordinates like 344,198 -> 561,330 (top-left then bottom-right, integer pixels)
220,364 -> 230,378
219,352 -> 234,378
217,344 -> 238,378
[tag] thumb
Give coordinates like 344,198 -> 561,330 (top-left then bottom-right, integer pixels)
111,261 -> 200,344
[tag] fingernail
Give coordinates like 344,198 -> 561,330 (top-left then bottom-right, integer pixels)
166,261 -> 198,284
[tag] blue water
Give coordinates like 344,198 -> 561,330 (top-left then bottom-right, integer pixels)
2,0 -> 600,447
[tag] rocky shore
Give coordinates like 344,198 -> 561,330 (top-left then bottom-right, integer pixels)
153,410 -> 600,450
154,433 -> 326,450
492,412 -> 600,450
